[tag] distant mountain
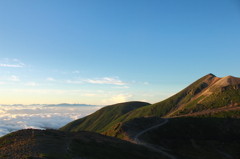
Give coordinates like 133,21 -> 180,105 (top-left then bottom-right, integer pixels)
0,103 -> 97,107
44,103 -> 98,107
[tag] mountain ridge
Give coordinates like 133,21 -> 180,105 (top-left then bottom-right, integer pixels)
1,73 -> 240,159
60,73 -> 240,133
60,101 -> 150,132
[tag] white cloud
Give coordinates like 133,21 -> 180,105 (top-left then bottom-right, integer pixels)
86,77 -> 127,85
52,70 -> 80,74
25,82 -> 37,86
0,58 -> 25,68
102,94 -> 132,104
47,77 -> 55,81
66,77 -> 127,85
0,88 -> 106,95
72,71 -> 79,74
80,93 -> 98,97
142,94 -> 155,97
0,105 -> 102,137
114,86 -> 129,89
0,64 -> 23,67
67,80 -> 83,84
3,89 -> 63,94
9,75 -> 20,81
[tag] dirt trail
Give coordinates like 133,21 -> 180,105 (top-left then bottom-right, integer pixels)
65,137 -> 73,153
132,118 -> 177,159
133,119 -> 168,141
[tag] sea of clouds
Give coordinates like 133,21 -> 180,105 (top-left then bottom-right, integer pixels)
0,104 -> 102,137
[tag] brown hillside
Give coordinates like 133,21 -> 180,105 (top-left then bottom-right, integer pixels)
166,74 -> 240,117
211,75 -> 240,87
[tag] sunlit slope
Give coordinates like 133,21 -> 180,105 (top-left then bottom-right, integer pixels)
99,74 -> 240,133
106,74 -> 218,121
112,74 -> 240,120
62,73 -> 218,133
171,75 -> 240,117
61,74 -> 240,134
59,101 -> 150,132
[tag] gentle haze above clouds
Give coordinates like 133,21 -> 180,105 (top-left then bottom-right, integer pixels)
0,0 -> 240,105
0,104 -> 102,137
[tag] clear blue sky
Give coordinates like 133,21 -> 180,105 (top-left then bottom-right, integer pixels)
0,0 -> 240,105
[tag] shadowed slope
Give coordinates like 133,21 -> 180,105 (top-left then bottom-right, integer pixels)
103,116 -> 240,158
137,117 -> 240,159
0,129 -> 167,159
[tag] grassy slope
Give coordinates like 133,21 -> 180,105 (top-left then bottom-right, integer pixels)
59,101 -> 150,132
97,74 -> 215,133
61,74 -> 219,133
61,73 -> 240,134
0,129 -> 167,159
102,116 -> 165,140
173,84 -> 240,116
120,74 -> 214,118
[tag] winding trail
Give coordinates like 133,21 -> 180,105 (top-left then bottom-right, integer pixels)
132,118 -> 177,159
65,137 -> 73,153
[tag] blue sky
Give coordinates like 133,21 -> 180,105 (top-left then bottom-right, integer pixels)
0,0 -> 240,105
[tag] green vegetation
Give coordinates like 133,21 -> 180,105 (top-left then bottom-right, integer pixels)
2,74 -> 240,159
103,116 -> 165,140
97,74 -> 217,132
0,132 -> 16,139
60,101 -> 150,132
173,95 -> 205,115
60,73 -> 240,134
196,109 -> 240,118
201,85 -> 240,109
0,155 -> 9,157
39,153 -> 59,158
0,139 -> 13,148
175,84 -> 240,116
23,156 -> 35,159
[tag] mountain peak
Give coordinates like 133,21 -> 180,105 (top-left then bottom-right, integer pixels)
207,73 -> 216,77
212,75 -> 240,88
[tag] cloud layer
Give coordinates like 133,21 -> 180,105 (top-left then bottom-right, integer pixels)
0,105 -> 102,137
